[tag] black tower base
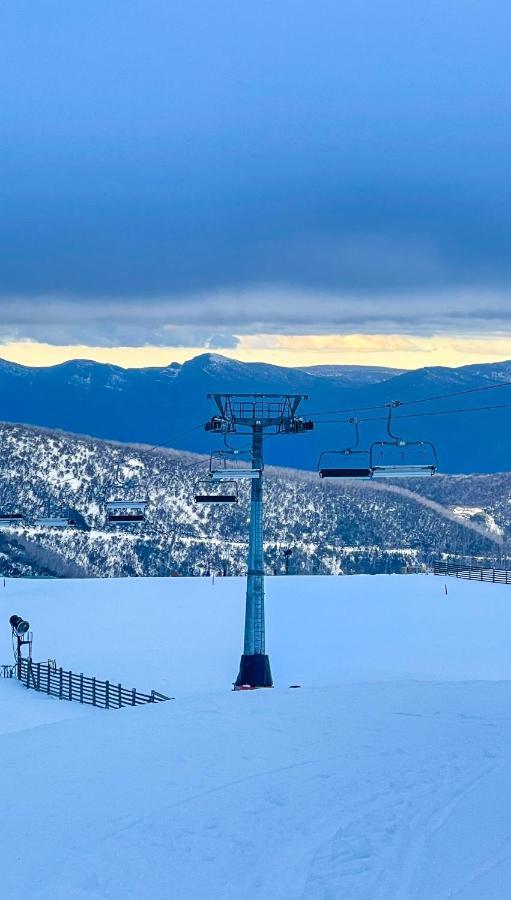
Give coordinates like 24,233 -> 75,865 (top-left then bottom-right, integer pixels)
234,654 -> 273,689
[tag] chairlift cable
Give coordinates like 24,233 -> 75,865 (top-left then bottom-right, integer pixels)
309,399 -> 511,426
399,379 -> 511,407
306,377 -> 511,418
44,422 -> 206,490
137,422 -> 206,458
361,400 -> 511,423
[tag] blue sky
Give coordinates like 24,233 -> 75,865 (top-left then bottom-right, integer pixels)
1,1 -> 511,367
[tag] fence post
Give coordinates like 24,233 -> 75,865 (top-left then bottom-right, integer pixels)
105,680 -> 110,709
59,667 -> 63,699
92,677 -> 96,707
118,683 -> 122,708
26,660 -> 31,689
47,663 -> 51,694
80,673 -> 84,703
68,671 -> 72,701
37,662 -> 41,691
132,688 -> 136,706
150,690 -> 155,703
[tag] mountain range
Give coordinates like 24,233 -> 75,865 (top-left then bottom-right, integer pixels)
1,353 -> 511,473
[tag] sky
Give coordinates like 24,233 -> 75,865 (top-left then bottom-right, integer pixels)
1,0 -> 511,370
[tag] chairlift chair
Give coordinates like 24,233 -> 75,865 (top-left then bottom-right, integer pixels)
105,499 -> 148,523
105,464 -> 149,524
0,513 -> 25,528
210,469 -> 261,481
318,419 -> 373,479
208,448 -> 262,482
194,478 -> 239,504
369,402 -> 438,478
34,516 -> 76,528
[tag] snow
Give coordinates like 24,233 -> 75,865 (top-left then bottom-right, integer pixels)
3,574 -> 511,898
5,574 -> 511,692
451,505 -> 505,535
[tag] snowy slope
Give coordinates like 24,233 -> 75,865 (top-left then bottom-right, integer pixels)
3,574 -> 511,899
296,363 -> 405,384
5,574 -> 511,692
0,422 -> 504,579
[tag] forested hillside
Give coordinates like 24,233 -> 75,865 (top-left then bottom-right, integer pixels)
0,423 -> 505,577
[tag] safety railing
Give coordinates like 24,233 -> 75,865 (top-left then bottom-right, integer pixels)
17,657 -> 170,709
433,561 -> 511,584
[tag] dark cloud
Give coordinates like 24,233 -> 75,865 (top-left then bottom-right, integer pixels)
1,1 -> 511,343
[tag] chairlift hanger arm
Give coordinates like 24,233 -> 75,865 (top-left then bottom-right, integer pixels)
348,417 -> 361,449
209,448 -> 263,474
221,431 -> 254,453
316,417 -> 367,474
107,458 -> 150,502
386,401 -> 404,443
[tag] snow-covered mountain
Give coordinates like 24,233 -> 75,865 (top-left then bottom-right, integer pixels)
0,422 -> 505,578
1,353 -> 511,472
295,364 -> 405,384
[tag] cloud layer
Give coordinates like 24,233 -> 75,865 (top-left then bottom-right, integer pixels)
0,288 -> 509,348
2,1 -> 511,350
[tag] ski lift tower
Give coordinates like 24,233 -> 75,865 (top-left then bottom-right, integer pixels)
205,393 -> 313,689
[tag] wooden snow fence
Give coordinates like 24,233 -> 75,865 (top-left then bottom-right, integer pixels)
434,560 -> 511,585
17,656 -> 170,709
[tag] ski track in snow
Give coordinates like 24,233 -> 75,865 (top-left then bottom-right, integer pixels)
6,684 -> 511,900
3,575 -> 511,898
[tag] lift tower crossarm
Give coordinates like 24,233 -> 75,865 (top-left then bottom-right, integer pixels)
203,392 -> 314,689
207,393 -> 308,430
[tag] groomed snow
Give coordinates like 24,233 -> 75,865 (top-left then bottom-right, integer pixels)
4,574 -> 511,692
2,574 -> 511,898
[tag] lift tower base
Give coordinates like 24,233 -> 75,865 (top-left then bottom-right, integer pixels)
234,654 -> 273,689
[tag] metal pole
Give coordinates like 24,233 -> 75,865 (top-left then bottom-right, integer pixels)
235,425 -> 272,688
244,426 -> 265,654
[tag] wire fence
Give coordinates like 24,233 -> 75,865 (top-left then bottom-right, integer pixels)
17,657 -> 170,709
433,560 -> 511,585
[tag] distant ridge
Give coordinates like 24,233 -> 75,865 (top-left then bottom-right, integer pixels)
295,364 -> 405,385
0,353 -> 511,473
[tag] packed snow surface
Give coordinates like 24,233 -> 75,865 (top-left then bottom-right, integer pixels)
3,574 -> 511,898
